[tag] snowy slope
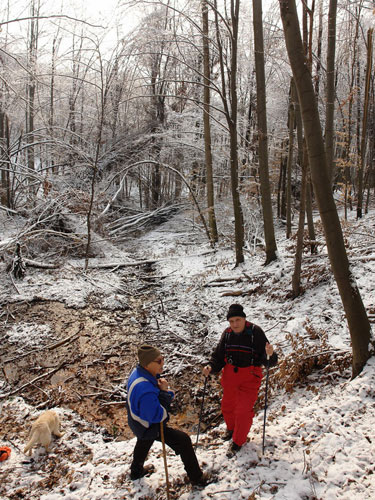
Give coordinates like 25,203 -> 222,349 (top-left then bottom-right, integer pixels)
1,207 -> 375,499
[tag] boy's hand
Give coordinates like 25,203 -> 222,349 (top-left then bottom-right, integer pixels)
158,378 -> 169,391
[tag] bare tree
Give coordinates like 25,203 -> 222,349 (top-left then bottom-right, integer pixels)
279,0 -> 371,378
202,0 -> 218,243
25,0 -> 40,182
356,28 -> 373,219
213,0 -> 244,265
0,111 -> 10,207
252,0 -> 278,264
324,0 -> 337,184
286,80 -> 295,240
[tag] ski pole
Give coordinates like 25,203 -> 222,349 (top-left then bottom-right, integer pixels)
262,355 -> 270,456
160,422 -> 171,500
195,375 -> 208,448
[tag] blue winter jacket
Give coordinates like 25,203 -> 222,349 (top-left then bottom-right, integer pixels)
126,364 -> 174,440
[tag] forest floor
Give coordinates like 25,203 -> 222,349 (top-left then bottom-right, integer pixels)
1,201 -> 375,499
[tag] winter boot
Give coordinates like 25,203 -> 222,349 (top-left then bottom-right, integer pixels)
226,442 -> 241,458
130,464 -> 155,480
222,429 -> 233,441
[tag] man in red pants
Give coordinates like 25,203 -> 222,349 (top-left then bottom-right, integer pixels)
203,304 -> 277,457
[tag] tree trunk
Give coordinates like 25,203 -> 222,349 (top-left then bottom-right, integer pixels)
26,0 -> 40,183
5,113 -> 11,207
305,179 -> 317,254
365,94 -> 375,213
279,0 -> 371,378
49,33 -> 59,174
0,111 -> 11,207
324,0 -> 337,183
344,3 -> 361,219
277,144 -> 287,220
202,0 -> 218,243
292,141 -> 307,297
252,0 -> 278,264
286,80 -> 295,240
357,28 -> 373,219
213,0 -> 244,265
314,1 -> 323,97
229,0 -> 244,265
302,1 -> 317,254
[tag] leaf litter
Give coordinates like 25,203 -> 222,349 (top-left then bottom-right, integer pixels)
1,207 -> 375,499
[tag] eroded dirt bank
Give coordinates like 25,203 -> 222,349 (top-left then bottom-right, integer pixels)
0,298 -> 222,445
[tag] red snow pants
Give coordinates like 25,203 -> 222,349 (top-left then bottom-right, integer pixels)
221,364 -> 263,446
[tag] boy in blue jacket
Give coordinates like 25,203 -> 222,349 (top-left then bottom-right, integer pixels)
127,344 -> 209,486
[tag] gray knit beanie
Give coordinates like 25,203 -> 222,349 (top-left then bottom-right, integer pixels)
138,344 -> 161,368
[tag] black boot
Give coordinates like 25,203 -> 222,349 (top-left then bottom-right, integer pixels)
130,464 -> 155,480
226,442 -> 241,458
191,471 -> 212,487
222,429 -> 233,442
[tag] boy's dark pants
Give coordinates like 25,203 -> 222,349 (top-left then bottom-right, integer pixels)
131,426 -> 202,481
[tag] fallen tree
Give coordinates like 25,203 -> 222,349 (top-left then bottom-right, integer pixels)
106,204 -> 184,237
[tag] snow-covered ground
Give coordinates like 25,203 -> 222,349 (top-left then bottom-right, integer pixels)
1,206 -> 375,499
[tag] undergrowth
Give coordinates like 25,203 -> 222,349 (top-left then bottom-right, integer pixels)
256,320 -> 352,414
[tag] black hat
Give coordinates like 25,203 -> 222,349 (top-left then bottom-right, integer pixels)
226,303 -> 246,320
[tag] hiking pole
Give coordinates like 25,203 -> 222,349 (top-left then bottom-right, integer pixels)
160,422 -> 171,500
262,355 -> 270,456
195,375 -> 208,448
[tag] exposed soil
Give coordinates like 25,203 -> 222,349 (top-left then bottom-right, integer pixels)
0,296 -> 222,445
0,212 -> 225,449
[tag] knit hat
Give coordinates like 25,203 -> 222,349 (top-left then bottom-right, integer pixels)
226,303 -> 246,320
138,344 -> 161,368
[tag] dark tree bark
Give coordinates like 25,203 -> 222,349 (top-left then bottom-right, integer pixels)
343,2 -> 362,219
279,0 -> 371,378
26,0 -> 40,181
286,80 -> 295,240
0,111 -> 10,207
213,0 -> 244,265
0,110 -> 11,207
314,1 -> 323,97
277,141 -> 287,220
202,0 -> 218,243
292,142 -> 307,297
252,0 -> 278,264
357,28 -> 373,219
365,89 -> 375,214
302,1 -> 317,255
324,0 -> 337,183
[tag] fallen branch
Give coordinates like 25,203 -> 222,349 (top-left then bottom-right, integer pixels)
220,290 -> 246,297
207,276 -> 241,284
108,204 -> 184,235
208,490 -> 239,497
221,285 -> 261,297
0,360 -> 75,400
0,204 -> 18,214
204,280 -> 240,288
100,160 -> 214,246
100,401 -> 127,406
24,258 -> 60,269
4,325 -> 84,364
171,350 -> 203,360
87,249 -> 217,269
8,271 -> 20,294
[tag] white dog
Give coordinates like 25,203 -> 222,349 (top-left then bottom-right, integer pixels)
24,410 -> 64,456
